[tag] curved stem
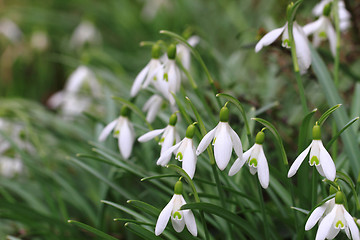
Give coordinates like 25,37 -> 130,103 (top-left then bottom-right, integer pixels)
257,180 -> 270,239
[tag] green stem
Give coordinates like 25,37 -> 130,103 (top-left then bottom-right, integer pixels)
333,0 -> 341,87
257,180 -> 270,239
311,168 -> 318,207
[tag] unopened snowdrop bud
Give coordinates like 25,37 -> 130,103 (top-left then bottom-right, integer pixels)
335,191 -> 345,204
255,131 -> 265,144
120,105 -> 130,117
167,44 -> 177,60
152,44 -> 161,59
219,106 -> 229,122
169,113 -> 178,126
185,124 -> 196,139
312,124 -> 321,140
174,180 -> 183,194
323,2 -> 332,17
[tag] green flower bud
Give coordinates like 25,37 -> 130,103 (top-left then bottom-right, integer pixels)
167,44 -> 177,60
255,131 -> 265,144
219,106 -> 229,122
335,191 -> 345,204
169,113 -> 178,126
151,44 -> 161,59
174,180 -> 183,194
323,2 -> 332,17
329,185 -> 338,195
312,125 -> 321,140
185,124 -> 196,138
120,106 -> 130,117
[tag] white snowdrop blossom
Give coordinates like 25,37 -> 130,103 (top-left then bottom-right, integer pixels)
229,131 -> 269,189
157,124 -> 197,178
288,125 -> 336,181
196,106 -> 243,171
47,65 -> 101,116
98,106 -> 135,160
138,113 -> 180,163
310,192 -> 360,240
255,21 -> 311,74
69,20 -> 102,49
305,198 -> 335,231
0,18 -> 22,43
177,36 -> 200,71
303,16 -> 336,56
0,156 -> 23,178
162,44 -> 181,105
312,0 -> 351,31
155,181 -> 197,236
30,31 -> 49,51
142,94 -> 164,123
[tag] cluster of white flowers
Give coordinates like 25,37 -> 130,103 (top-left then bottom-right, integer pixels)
255,0 -> 351,73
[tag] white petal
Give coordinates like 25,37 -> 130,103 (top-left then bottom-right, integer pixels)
182,144 -> 197,179
228,157 -> 247,176
155,195 -> 175,235
288,142 -> 312,178
326,227 -> 340,239
184,209 -> 197,236
138,128 -> 165,142
316,164 -> 326,178
196,126 -> 217,155
131,64 -> 150,97
312,0 -> 329,16
315,206 -> 337,240
257,146 -> 269,189
293,23 -> 311,74
98,119 -> 118,142
65,66 -> 88,93
144,96 -> 163,123
228,125 -> 243,160
47,91 -> 64,109
319,141 -> 336,181
255,25 -> 286,52
326,23 -> 336,57
171,215 -> 185,232
303,18 -> 324,36
214,123 -> 232,170
343,206 -> 360,240
161,127 -> 175,154
187,36 -> 200,47
243,145 -> 255,162
119,119 -> 135,159
305,204 -> 328,230
142,95 -> 157,111
157,140 -> 182,166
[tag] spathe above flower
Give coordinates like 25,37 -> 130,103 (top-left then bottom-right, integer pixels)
229,130 -> 269,189
196,105 -> 243,171
288,124 -> 336,181
157,123 -> 197,178
155,180 -> 197,236
255,21 -> 311,74
98,106 -> 135,160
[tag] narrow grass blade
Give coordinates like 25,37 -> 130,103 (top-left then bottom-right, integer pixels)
298,108 -> 317,152
124,223 -> 162,240
68,220 -> 117,240
326,117 -> 359,149
317,104 -> 341,126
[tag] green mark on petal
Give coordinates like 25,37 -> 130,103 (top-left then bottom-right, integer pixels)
212,137 -> 216,145
310,156 -> 319,166
164,73 -> 169,82
282,39 -> 290,48
335,220 -> 344,229
249,158 -> 258,167
153,76 -> 157,81
173,211 -> 182,219
176,152 -> 183,160
319,31 -> 327,38
114,130 -> 120,135
159,137 -> 164,143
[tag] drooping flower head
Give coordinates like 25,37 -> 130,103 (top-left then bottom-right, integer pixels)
288,124 -> 336,181
229,130 -> 270,188
308,191 -> 360,240
255,21 -> 311,74
138,112 -> 180,162
157,123 -> 197,178
98,106 -> 135,160
163,44 -> 181,105
155,180 -> 197,236
196,105 -> 243,171
69,20 -> 102,49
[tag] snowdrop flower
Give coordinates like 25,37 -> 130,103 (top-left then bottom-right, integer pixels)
98,106 -> 135,159
155,180 -> 197,236
309,191 -> 360,240
142,94 -> 164,123
30,31 -> 49,52
0,18 -> 22,43
312,0 -> 351,31
177,35 -> 200,71
138,113 -> 180,161
229,130 -> 269,189
196,105 -> 243,171
163,44 -> 181,105
255,21 -> 311,74
288,124 -> 336,181
141,0 -> 171,21
305,198 -> 335,231
157,123 -> 197,178
130,44 -> 166,97
303,15 -> 336,56
0,156 -> 23,178
69,20 -> 102,49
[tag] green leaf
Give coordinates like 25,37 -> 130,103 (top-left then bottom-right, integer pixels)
326,117 -> 359,149
317,104 -> 341,126
290,207 -> 309,215
127,200 -> 160,217
252,117 -> 288,165
180,202 -> 262,239
124,223 -> 162,240
336,171 -> 360,211
216,93 -> 251,141
141,174 -> 179,182
311,45 -> 360,176
171,93 -> 193,125
68,220 -> 118,240
298,108 -> 317,152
